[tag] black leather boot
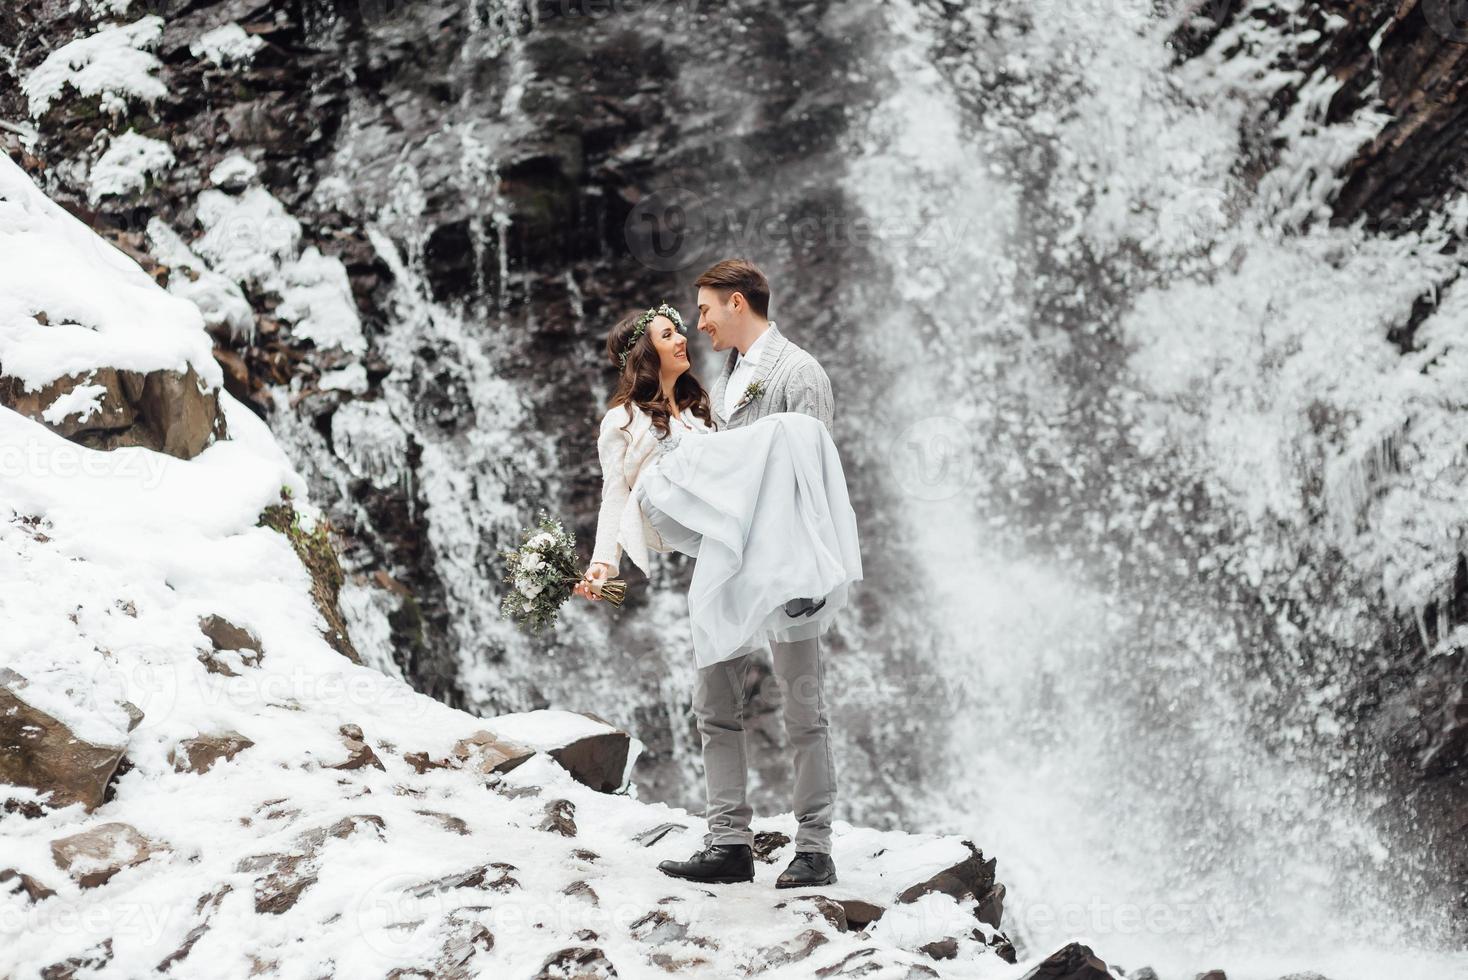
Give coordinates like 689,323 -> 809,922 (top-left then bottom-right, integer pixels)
776,850 -> 837,888
657,843 -> 755,884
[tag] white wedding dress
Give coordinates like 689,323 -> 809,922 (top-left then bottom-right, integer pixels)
633,408 -> 864,670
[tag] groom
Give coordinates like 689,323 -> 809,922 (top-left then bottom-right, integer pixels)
656,258 -> 839,889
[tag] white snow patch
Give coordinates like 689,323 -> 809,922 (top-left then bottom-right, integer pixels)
145,217 -> 256,341
275,247 -> 367,354
40,383 -> 108,426
208,153 -> 259,189
23,17 -> 167,118
189,23 -> 265,66
319,362 -> 369,395
0,156 -> 221,390
86,129 -> 174,204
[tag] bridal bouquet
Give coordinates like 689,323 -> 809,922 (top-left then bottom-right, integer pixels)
499,511 -> 627,632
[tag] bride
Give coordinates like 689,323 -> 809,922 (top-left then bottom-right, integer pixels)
574,303 -> 863,670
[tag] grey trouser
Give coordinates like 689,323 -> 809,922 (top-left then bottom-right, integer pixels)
693,636 -> 836,854
636,476 -> 837,854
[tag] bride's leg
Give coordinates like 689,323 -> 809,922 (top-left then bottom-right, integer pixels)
692,653 -> 755,849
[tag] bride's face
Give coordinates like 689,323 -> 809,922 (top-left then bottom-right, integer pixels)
649,315 -> 690,375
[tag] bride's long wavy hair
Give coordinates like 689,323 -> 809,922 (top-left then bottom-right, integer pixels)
605,308 -> 718,440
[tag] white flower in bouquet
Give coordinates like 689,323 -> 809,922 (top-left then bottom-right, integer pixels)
499,510 -> 628,632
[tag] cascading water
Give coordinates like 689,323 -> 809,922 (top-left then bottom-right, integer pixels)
819,1 -> 1468,977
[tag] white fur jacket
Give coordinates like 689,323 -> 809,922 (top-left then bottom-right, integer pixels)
590,401 -> 710,575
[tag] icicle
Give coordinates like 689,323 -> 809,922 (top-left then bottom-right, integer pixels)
1323,416 -> 1409,536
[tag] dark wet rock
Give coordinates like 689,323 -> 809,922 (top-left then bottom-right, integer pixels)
919,937 -> 957,960
628,909 -> 688,945
331,723 -> 386,771
563,879 -> 599,905
239,813 -> 382,913
985,930 -> 1017,964
543,712 -> 633,793
975,880 -> 1006,928
633,821 -> 688,846
41,939 -> 113,980
452,731 -> 534,776
387,913 -> 495,980
747,928 -> 829,973
0,678 -> 129,812
533,946 -> 618,979
170,731 -> 254,773
0,868 -> 56,902
0,364 -> 227,460
776,894 -> 849,931
896,839 -> 1005,929
539,798 -> 578,837
196,614 -> 264,676
1196,972 -> 1227,980
752,830 -> 792,863
1020,942 -> 1113,980
414,809 -> 469,835
650,950 -> 712,972
834,898 -> 886,930
411,862 -> 520,898
51,822 -> 170,888
404,750 -> 452,774
156,884 -> 232,971
241,851 -> 316,915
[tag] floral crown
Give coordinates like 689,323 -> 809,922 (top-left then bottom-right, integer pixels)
618,303 -> 684,369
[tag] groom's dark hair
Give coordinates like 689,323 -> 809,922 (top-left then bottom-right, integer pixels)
694,259 -> 770,319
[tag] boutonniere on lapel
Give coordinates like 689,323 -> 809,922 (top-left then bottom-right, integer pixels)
736,379 -> 766,411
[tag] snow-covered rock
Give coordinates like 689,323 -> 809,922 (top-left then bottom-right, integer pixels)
22,16 -> 167,119
0,156 -> 229,458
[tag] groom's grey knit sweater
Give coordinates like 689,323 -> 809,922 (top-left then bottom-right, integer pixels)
708,321 -> 834,434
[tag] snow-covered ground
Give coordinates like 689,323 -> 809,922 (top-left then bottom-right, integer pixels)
0,156 -> 1022,978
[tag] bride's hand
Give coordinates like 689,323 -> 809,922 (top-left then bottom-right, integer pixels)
573,562 -> 612,601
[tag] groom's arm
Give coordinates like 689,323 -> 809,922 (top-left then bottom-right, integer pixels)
787,359 -> 834,435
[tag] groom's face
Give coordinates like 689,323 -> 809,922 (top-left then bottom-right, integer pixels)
696,287 -> 734,352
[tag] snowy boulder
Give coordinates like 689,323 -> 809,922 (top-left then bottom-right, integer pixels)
0,868 -> 56,903
0,675 -> 135,812
486,709 -> 639,794
896,839 -> 1004,927
533,946 -> 619,979
331,723 -> 386,772
0,156 -> 230,461
0,363 -> 227,459
1019,942 -> 1114,980
170,731 -> 254,774
196,613 -> 264,676
50,822 -> 171,888
451,730 -> 536,776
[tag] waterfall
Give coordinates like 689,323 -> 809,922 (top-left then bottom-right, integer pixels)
820,1 -> 1468,977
